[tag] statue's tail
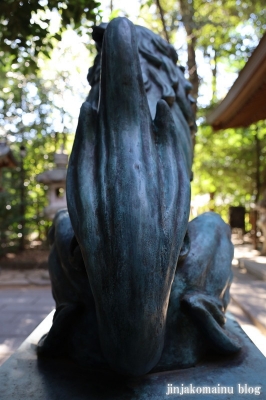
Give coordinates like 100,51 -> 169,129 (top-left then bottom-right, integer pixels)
67,17 -> 190,376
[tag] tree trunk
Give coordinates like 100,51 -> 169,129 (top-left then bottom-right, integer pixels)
251,125 -> 261,250
212,48 -> 217,102
209,192 -> 215,211
155,0 -> 170,43
179,0 -> 199,101
19,155 -> 26,251
255,126 -> 261,204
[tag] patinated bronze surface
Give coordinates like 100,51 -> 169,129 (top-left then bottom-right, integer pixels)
37,17 -> 240,376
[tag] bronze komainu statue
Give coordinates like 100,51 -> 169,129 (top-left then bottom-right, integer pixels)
38,17 -> 240,376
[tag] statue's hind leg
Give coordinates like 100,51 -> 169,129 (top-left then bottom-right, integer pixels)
178,212 -> 241,353
37,210 -> 105,367
177,212 -> 239,353
157,212 -> 241,372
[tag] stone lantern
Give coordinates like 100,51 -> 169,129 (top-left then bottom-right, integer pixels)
36,149 -> 68,220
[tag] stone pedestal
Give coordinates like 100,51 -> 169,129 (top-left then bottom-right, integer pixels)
0,312 -> 265,399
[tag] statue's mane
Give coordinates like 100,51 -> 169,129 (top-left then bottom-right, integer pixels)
87,22 -> 196,144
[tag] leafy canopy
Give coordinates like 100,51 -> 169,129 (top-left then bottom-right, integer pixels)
0,0 -> 101,70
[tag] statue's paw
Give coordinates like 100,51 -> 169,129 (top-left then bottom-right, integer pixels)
36,333 -> 63,359
36,303 -> 80,358
181,291 -> 241,354
36,334 -> 50,356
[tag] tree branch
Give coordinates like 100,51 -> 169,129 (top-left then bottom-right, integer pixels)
155,0 -> 170,43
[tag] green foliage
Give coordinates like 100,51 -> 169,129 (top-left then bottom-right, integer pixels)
0,0 -> 94,254
0,0 -> 101,71
138,0 -> 266,217
192,120 -> 266,217
139,0 -> 179,43
0,144 -> 50,255
0,132 -> 75,255
138,0 -> 265,101
1,0 -> 266,253
0,53 -> 78,254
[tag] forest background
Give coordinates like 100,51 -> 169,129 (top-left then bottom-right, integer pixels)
0,0 -> 265,254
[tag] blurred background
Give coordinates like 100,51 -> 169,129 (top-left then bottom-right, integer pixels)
1,0 -> 266,254
0,0 -> 265,365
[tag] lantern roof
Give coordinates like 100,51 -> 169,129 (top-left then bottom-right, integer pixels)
36,150 -> 68,184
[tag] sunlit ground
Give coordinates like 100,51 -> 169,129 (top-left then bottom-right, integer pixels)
228,301 -> 266,357
229,234 -> 266,357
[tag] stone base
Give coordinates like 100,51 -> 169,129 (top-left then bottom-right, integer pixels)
0,312 -> 265,399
